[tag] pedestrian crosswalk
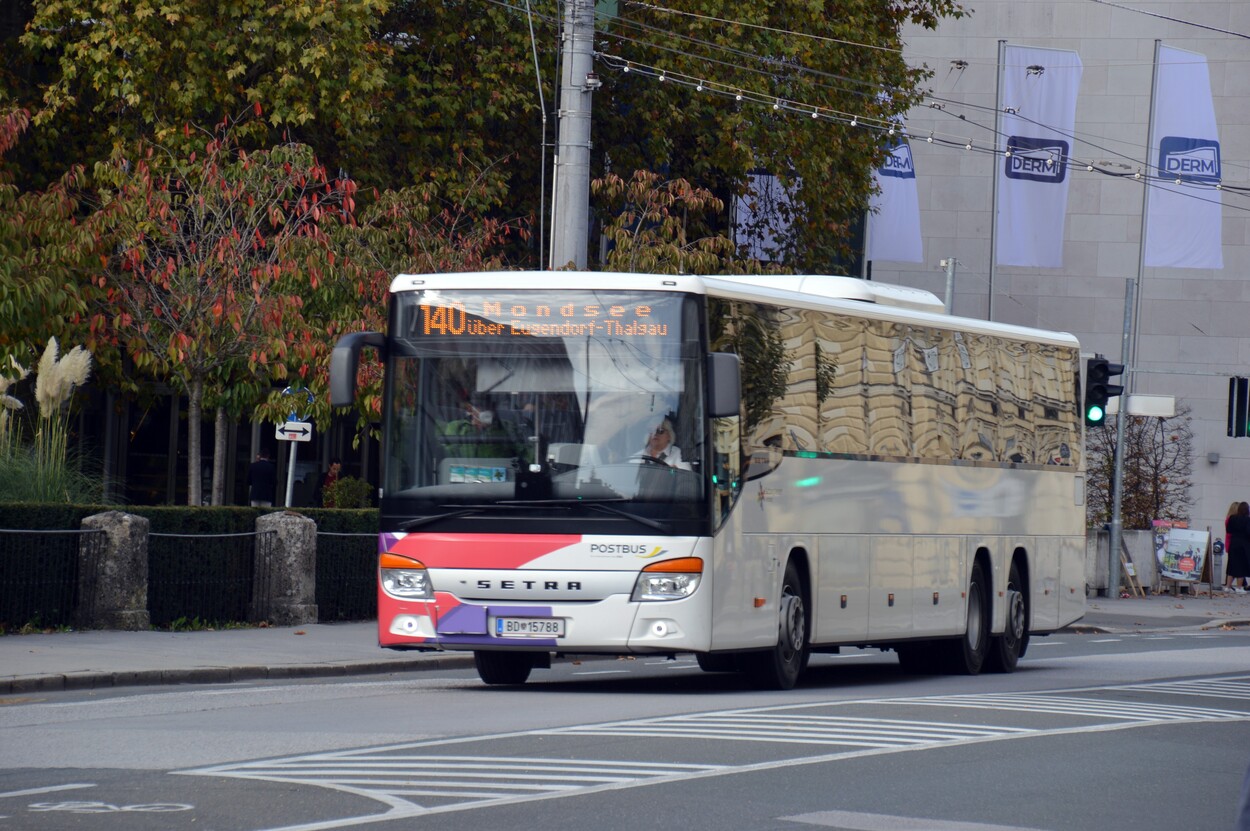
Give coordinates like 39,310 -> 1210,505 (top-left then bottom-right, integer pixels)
549,713 -> 1032,747
885,692 -> 1244,722
181,674 -> 1250,818
185,753 -> 726,811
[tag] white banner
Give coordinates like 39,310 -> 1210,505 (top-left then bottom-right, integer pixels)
733,172 -> 794,263
866,137 -> 923,263
995,45 -> 1083,268
1144,45 -> 1222,269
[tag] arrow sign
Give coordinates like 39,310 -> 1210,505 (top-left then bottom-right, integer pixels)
276,421 -> 313,442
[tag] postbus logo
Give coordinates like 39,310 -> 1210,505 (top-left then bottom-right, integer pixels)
878,140 -> 915,180
1004,136 -> 1068,184
1158,136 -> 1220,184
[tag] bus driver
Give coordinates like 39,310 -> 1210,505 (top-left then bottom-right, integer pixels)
637,417 -> 689,469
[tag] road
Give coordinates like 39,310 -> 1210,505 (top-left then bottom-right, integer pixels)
2,629 -> 1249,831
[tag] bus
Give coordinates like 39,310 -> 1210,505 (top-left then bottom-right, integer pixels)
330,271 -> 1087,689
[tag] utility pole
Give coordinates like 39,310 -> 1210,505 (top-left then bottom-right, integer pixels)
549,0 -> 597,270
939,257 -> 958,314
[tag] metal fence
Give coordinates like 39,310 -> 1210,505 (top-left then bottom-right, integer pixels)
0,528 -> 106,630
316,532 -> 377,621
148,530 -> 278,628
0,526 -> 379,630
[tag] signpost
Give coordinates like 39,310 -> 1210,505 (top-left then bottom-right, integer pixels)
276,421 -> 312,442
275,388 -> 315,507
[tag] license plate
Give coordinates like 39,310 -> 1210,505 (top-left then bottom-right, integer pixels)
495,617 -> 565,637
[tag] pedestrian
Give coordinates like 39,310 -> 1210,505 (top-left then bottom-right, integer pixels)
318,458 -> 342,507
1224,502 -> 1250,594
246,449 -> 276,508
1225,501 -> 1241,592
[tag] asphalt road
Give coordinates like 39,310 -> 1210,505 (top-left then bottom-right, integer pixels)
3,628 -> 1249,831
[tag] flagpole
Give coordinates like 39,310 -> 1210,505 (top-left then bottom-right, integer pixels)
1131,39 -> 1161,372
1108,38 -> 1160,598
987,39 -> 1005,321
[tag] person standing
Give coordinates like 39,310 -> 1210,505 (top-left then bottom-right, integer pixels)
1224,502 -> 1250,594
1225,501 -> 1241,591
246,449 -> 277,508
318,458 -> 342,507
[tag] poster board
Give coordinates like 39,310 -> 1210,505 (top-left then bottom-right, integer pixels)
1155,525 -> 1208,583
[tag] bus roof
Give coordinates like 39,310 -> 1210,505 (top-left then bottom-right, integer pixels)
389,271 -> 1080,348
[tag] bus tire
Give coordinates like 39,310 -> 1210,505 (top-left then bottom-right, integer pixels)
986,561 -> 1027,673
896,642 -> 941,674
695,653 -> 740,673
474,651 -> 534,685
941,559 -> 990,675
742,560 -> 809,690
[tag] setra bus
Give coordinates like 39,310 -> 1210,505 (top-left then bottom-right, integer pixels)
330,271 -> 1087,689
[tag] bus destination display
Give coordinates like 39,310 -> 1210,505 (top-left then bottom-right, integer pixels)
418,300 -> 669,338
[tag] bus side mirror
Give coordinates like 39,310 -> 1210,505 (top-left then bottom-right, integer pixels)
330,332 -> 386,408
707,352 -> 741,418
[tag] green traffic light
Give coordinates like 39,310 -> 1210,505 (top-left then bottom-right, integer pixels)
1087,404 -> 1105,424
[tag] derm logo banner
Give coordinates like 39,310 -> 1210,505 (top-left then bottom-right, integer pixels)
867,136 -> 923,263
1004,137 -> 1070,184
1157,137 -> 1220,185
995,45 -> 1082,268
878,141 -> 916,179
1145,45 -> 1222,269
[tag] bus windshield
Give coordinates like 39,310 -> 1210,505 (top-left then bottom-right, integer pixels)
382,289 -> 707,528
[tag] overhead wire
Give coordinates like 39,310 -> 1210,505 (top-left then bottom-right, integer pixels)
474,0 -> 1248,207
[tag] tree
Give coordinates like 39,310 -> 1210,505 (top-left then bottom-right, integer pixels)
0,108 -> 105,364
594,170 -> 738,274
592,0 -> 966,269
89,120 -> 355,505
259,163 -> 533,442
19,0 -> 388,147
1086,405 -> 1195,529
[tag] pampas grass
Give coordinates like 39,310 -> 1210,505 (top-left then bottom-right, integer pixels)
0,355 -> 30,459
31,338 -> 93,502
0,340 -> 100,504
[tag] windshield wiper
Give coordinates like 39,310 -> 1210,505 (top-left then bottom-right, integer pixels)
584,501 -> 667,531
397,507 -> 483,530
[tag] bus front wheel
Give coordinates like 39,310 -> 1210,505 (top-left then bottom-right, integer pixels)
942,559 -> 990,675
474,651 -> 535,685
742,560 -> 809,690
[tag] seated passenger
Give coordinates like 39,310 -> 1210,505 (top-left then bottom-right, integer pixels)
442,404 -> 514,458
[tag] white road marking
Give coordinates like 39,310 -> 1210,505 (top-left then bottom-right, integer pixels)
783,809 -> 1052,830
785,804 -> 1050,824
0,784 -> 94,799
180,676 -> 1250,831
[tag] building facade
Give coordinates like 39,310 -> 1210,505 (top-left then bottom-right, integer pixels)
868,0 -> 1250,536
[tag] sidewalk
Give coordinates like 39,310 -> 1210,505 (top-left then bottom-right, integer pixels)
3,591 -> 1248,694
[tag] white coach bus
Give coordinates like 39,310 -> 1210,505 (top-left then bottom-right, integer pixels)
330,271 -> 1086,689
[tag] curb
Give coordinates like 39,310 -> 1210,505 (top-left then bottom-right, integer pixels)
0,654 -> 478,695
1062,617 -> 1250,636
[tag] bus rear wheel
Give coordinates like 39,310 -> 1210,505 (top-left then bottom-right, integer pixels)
742,560 -> 809,690
987,561 -> 1027,673
474,651 -> 535,685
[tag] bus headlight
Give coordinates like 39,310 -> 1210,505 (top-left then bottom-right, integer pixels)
631,557 -> 702,602
380,552 -> 433,600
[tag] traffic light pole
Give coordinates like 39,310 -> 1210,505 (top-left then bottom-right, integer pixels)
1107,277 -> 1135,598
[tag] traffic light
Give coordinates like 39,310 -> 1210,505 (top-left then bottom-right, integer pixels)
1229,377 -> 1249,437
1084,356 -> 1124,426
